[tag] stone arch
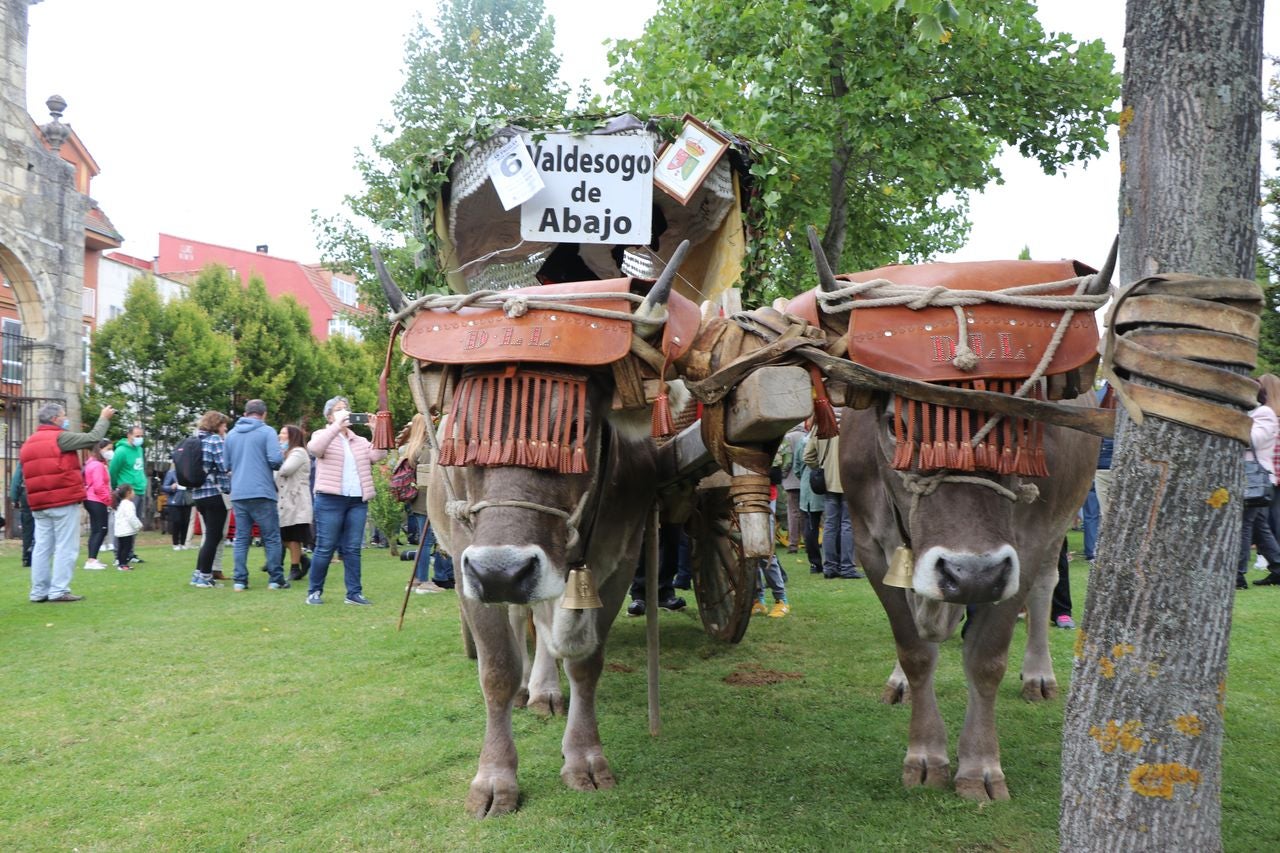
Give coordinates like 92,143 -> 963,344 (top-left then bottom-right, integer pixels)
0,229 -> 53,341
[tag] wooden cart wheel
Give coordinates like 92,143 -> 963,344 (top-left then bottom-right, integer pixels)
688,486 -> 761,643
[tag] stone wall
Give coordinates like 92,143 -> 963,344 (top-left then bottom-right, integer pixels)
0,0 -> 89,424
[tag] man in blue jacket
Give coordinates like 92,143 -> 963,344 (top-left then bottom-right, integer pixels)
223,399 -> 288,591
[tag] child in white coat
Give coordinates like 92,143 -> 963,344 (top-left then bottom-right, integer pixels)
113,484 -> 143,571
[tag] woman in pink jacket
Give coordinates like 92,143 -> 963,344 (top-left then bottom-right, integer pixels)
82,439 -> 113,570
304,396 -> 387,606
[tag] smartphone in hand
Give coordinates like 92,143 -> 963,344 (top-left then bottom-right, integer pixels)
348,412 -> 371,425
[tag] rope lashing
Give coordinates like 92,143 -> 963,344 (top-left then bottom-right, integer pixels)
443,489 -> 593,554
899,470 -> 1040,505
392,288 -> 659,328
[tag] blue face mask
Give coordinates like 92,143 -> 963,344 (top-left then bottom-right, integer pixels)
60,418 -> 70,430
132,437 -> 143,448
279,441 -> 289,451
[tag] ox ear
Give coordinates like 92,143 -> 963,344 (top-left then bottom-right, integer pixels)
372,246 -> 408,313
635,239 -> 691,328
807,225 -> 841,294
1084,236 -> 1118,296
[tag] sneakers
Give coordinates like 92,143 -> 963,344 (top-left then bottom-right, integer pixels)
268,580 -> 291,590
84,558 -> 107,570
768,601 -> 791,618
306,591 -> 323,605
412,580 -> 444,595
1254,573 -> 1280,586
344,593 -> 371,606
751,600 -> 769,616
1055,614 -> 1076,629
626,599 -> 645,617
130,556 -> 146,564
191,572 -> 217,588
233,583 -> 248,592
116,564 -> 133,572
172,545 -> 182,551
288,564 -> 305,582
102,543 -> 114,551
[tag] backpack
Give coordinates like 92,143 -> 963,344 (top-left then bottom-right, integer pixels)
389,458 -> 418,502
172,435 -> 208,488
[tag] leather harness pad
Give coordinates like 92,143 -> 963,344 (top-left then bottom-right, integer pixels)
401,278 -> 699,368
840,259 -> 1100,383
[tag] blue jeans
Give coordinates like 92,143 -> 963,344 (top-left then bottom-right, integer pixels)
1081,486 -> 1100,560
413,523 -> 455,585
231,498 -> 284,586
30,502 -> 81,600
822,492 -> 856,577
308,493 -> 369,597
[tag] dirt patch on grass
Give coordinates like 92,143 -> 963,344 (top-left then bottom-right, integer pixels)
605,662 -> 634,673
724,663 -> 804,686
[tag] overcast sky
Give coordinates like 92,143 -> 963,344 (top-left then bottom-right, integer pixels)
22,1 -> 1280,276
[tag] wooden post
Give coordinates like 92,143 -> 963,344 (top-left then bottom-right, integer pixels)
644,503 -> 661,738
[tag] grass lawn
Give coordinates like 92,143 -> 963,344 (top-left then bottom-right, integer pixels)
1,529 -> 1275,851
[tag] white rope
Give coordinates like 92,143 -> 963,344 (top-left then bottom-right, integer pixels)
392,288 -> 657,326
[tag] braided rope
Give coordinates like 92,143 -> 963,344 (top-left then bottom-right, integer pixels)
392,288 -> 659,326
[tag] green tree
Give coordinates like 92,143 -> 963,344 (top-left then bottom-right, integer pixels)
608,0 -> 1117,300
88,276 -> 167,433
313,334 -> 384,433
315,0 -> 571,313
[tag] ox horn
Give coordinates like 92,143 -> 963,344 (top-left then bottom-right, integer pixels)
371,245 -> 408,313
807,225 -> 841,293
1084,235 -> 1118,296
638,239 -> 692,317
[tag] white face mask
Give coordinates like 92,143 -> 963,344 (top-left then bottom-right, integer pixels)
101,449 -> 114,461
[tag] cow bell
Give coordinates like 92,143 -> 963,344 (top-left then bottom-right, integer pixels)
882,546 -> 915,589
562,566 -> 603,610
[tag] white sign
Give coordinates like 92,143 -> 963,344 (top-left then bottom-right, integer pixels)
519,132 -> 655,244
486,136 -> 544,211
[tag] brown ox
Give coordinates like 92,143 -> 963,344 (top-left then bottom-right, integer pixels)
385,257 -> 695,818
793,241 -> 1110,801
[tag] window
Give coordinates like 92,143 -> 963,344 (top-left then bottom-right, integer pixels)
82,323 -> 91,380
82,286 -> 96,318
109,304 -> 123,320
2,317 -> 23,384
333,277 -> 358,306
327,315 -> 363,341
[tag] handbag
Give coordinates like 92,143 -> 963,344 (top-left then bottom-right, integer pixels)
389,458 -> 419,502
809,441 -> 830,496
1244,449 -> 1274,507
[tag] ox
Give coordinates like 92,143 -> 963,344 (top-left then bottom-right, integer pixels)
797,238 -> 1111,801
383,254 -> 696,818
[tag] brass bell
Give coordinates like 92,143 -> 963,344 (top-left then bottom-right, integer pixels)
882,546 -> 915,589
562,566 -> 603,610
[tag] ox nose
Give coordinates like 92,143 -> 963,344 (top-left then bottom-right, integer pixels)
460,545 -> 544,604
915,545 -> 1020,604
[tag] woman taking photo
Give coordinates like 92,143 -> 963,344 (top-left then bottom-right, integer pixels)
275,424 -> 313,581
305,397 -> 387,606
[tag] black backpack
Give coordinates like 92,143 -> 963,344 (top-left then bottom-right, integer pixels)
172,435 -> 207,488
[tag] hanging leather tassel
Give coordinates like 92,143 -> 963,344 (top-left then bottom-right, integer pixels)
892,397 -> 910,469
998,386 -> 1016,475
485,375 -> 507,465
476,375 -> 494,465
932,400 -> 946,471
959,405 -> 975,472
920,401 -> 935,470
945,402 -> 960,469
651,355 -> 675,439
570,380 -> 588,474
371,321 -> 402,450
557,379 -> 575,473
549,379 -> 565,469
500,372 -> 518,465
809,365 -> 838,439
535,375 -> 552,469
463,376 -> 484,465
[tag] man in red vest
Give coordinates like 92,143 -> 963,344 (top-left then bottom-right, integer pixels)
20,402 -> 115,602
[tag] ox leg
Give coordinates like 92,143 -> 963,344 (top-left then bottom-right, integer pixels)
509,605 -> 533,709
1019,565 -> 1059,702
881,660 -> 911,705
462,600 -> 523,818
559,646 -> 615,791
872,582 -> 950,790
955,603 -> 1018,802
527,602 -> 566,716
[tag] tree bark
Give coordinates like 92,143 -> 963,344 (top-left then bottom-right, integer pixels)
1060,2 -> 1263,850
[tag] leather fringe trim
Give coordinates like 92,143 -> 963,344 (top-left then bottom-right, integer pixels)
891,380 -> 1049,477
440,368 -> 590,473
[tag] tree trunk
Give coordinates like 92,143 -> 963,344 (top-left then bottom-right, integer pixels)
1059,2 -> 1263,850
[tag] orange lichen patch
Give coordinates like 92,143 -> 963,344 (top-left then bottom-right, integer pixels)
1099,657 -> 1116,679
1074,630 -> 1087,660
1172,714 -> 1203,737
1147,663 -> 1160,678
1112,643 -> 1135,660
1128,762 -> 1202,799
1118,105 -> 1135,137
1089,719 -> 1145,754
1206,487 -> 1230,508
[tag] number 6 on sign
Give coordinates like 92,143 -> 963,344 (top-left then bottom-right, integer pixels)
487,136 -> 545,210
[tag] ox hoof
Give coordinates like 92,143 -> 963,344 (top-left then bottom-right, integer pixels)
955,772 -> 1010,803
466,774 -> 520,818
528,692 -> 567,717
881,680 -> 911,705
902,756 -> 950,790
561,753 -> 616,792
1019,675 -> 1059,702
513,687 -> 530,709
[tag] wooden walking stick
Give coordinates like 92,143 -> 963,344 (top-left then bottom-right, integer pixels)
397,549 -> 420,631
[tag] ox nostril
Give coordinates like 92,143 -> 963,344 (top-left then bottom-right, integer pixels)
935,558 -> 960,596
512,555 -> 538,589
989,557 -> 1014,598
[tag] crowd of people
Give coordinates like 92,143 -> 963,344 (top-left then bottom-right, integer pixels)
17,397 -> 456,607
